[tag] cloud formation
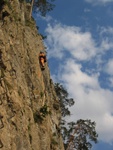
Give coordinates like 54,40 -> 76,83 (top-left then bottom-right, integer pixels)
60,59 -> 113,143
45,24 -> 113,61
45,22 -> 113,143
104,59 -> 113,87
105,59 -> 113,76
46,24 -> 98,60
85,0 -> 113,5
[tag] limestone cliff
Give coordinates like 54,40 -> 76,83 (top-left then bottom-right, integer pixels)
0,0 -> 64,150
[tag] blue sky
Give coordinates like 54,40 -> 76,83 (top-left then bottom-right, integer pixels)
33,0 -> 113,149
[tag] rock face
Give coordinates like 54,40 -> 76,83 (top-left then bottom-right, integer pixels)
0,1 -> 64,150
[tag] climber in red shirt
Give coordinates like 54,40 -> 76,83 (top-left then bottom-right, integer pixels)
39,51 -> 46,70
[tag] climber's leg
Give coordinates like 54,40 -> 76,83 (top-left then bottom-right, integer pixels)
40,57 -> 45,67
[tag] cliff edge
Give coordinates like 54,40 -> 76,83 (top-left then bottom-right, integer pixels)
0,0 -> 64,150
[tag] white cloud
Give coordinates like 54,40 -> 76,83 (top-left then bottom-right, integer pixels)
99,27 -> 113,54
45,22 -> 113,143
84,8 -> 91,12
99,26 -> 113,35
42,15 -> 52,22
104,59 -> 113,87
45,23 -> 98,60
100,39 -> 113,52
85,0 -> 113,5
34,13 -> 52,22
109,77 -> 113,87
98,113 -> 113,142
105,59 -> 113,75
60,59 -> 113,143
45,23 -> 113,62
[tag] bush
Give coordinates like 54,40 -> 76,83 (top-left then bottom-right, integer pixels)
34,104 -> 51,123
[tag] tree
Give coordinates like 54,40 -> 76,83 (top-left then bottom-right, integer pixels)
54,83 -> 74,117
54,83 -> 98,150
25,0 -> 55,18
65,119 -> 98,150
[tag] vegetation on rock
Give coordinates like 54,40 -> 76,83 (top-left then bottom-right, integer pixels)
34,104 -> 50,123
25,0 -> 55,17
55,83 -> 98,150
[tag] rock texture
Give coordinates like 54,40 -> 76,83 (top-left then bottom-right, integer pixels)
0,0 -> 64,150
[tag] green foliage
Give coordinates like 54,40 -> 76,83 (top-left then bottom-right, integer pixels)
40,34 -> 47,40
25,19 -> 35,27
34,0 -> 55,16
51,138 -> 58,145
53,103 -> 59,110
55,83 -> 98,150
40,91 -> 44,98
34,111 -> 43,123
65,119 -> 98,150
33,104 -> 50,123
26,0 -> 55,16
36,25 -> 39,30
4,0 -> 8,2
0,0 -> 10,9
52,132 -> 57,136
19,0 -> 25,2
40,104 -> 50,116
54,83 -> 74,117
0,0 -> 8,5
26,0 -> 31,2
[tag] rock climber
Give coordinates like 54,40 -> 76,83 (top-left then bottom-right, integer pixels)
39,50 -> 46,70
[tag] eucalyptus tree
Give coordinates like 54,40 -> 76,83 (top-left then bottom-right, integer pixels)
25,0 -> 55,18
54,83 -> 98,150
65,119 -> 98,150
